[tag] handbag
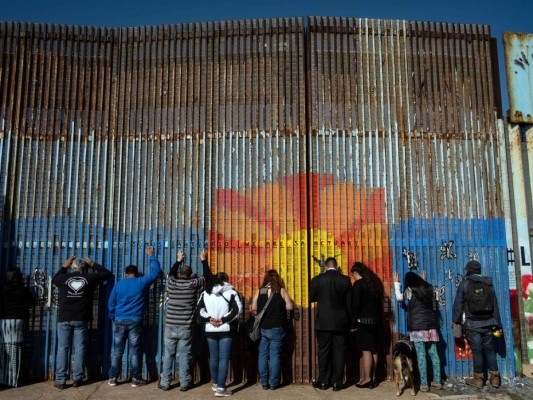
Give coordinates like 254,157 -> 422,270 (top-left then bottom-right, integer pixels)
247,288 -> 273,342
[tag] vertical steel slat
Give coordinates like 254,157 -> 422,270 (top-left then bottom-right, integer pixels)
78,27 -> 89,138
0,129 -> 12,276
0,23 -> 11,120
1,36 -> 12,151
17,23 -> 31,138
7,23 -> 23,271
66,26 -> 78,139
465,24 -> 482,219
443,27 -> 461,351
87,29 -> 98,137
11,23 -> 25,138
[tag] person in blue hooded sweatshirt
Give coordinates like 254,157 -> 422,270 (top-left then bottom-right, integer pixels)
107,246 -> 161,387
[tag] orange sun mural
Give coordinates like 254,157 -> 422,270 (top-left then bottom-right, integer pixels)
208,173 -> 392,306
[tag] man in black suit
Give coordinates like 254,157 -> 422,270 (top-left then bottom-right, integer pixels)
310,257 -> 352,391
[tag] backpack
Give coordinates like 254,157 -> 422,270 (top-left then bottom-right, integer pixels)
466,279 -> 494,320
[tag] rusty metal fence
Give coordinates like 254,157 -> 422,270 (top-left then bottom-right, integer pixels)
307,16 -> 512,379
0,16 -> 515,384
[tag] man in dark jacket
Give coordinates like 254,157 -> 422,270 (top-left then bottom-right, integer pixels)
53,256 -> 112,389
452,260 -> 502,389
309,257 -> 352,391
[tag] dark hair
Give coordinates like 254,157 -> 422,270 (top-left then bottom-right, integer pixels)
6,267 -> 24,287
404,272 -> 434,308
206,272 -> 229,294
324,257 -> 337,269
351,262 -> 384,299
178,265 -> 192,277
261,270 -> 283,294
125,265 -> 139,277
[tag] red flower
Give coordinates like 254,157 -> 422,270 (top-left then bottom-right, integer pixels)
522,275 -> 533,300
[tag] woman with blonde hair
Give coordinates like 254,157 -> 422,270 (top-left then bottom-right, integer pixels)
252,270 -> 294,390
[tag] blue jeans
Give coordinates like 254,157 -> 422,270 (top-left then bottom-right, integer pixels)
160,325 -> 193,388
55,321 -> 89,384
108,320 -> 143,380
466,328 -> 498,373
206,335 -> 233,389
258,327 -> 285,387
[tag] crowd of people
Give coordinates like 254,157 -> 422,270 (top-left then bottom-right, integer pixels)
0,251 -> 503,396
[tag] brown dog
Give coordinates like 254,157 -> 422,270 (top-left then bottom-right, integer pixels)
393,340 -> 416,396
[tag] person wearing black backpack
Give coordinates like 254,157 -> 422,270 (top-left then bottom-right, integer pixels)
452,260 -> 502,389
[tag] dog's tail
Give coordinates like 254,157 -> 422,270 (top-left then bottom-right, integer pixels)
401,358 -> 411,385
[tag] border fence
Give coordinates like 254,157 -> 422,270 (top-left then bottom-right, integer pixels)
0,17 -> 515,383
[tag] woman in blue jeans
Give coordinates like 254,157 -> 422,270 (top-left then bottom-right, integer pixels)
198,272 -> 242,397
251,270 -> 294,390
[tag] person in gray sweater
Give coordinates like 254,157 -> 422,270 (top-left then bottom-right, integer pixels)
159,249 -> 212,392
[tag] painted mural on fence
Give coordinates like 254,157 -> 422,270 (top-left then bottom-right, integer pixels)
207,173 -> 392,305
2,178 -> 516,376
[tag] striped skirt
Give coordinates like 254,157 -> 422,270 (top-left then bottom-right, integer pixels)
0,319 -> 25,387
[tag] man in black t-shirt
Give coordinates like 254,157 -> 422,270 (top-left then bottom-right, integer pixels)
52,256 -> 112,389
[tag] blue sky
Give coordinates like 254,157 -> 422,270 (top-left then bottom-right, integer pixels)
2,0 -> 532,112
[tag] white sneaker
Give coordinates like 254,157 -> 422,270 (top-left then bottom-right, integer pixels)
212,384 -> 218,392
108,378 -> 117,387
215,388 -> 232,397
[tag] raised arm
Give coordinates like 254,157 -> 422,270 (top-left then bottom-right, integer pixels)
393,272 -> 404,302
85,258 -> 112,281
169,249 -> 185,278
139,247 -> 161,286
200,249 -> 212,282
52,256 -> 76,284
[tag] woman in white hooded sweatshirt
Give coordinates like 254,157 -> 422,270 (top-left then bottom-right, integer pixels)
198,272 -> 242,397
